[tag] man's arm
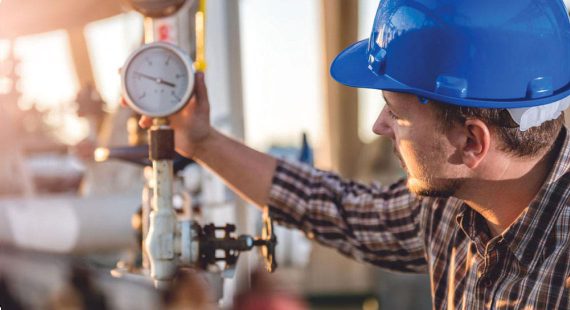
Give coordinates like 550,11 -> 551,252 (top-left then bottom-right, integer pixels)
193,129 -> 277,207
267,159 -> 427,273
139,72 -> 277,207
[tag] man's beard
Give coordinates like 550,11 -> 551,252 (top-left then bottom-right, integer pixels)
393,147 -> 461,198
407,176 -> 461,198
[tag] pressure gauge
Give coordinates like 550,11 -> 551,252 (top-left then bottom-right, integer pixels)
122,42 -> 194,118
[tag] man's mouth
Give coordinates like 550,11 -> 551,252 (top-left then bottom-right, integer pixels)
393,148 -> 406,169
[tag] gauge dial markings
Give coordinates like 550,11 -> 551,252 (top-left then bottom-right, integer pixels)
171,91 -> 182,101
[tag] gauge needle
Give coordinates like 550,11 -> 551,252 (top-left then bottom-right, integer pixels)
134,71 -> 176,88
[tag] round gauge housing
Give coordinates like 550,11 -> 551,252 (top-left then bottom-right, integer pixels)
122,0 -> 188,18
122,42 -> 194,118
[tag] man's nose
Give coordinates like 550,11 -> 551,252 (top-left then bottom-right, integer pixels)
372,107 -> 395,138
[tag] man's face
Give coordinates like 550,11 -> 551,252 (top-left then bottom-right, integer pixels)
372,91 -> 464,197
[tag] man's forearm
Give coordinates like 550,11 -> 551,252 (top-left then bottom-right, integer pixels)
192,129 -> 278,207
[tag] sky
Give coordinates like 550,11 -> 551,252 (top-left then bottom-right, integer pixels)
239,0 -> 385,148
239,0 -> 324,150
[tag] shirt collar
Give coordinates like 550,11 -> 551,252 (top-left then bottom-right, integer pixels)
455,204 -> 492,256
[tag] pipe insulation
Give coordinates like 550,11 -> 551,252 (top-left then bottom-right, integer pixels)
0,193 -> 141,253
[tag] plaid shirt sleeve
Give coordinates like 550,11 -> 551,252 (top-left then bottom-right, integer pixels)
267,159 -> 427,273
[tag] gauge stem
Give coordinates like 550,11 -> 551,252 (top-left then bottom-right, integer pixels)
153,118 -> 169,127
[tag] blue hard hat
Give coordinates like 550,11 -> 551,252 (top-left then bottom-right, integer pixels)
331,0 -> 570,108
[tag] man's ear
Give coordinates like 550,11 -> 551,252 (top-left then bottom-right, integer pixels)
461,119 -> 491,169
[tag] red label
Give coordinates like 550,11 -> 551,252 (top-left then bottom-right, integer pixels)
158,24 -> 170,41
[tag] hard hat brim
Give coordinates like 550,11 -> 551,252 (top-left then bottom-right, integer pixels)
330,40 -> 570,109
330,40 -> 406,92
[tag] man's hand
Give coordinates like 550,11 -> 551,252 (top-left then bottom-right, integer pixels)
123,71 -> 276,206
136,72 -> 212,159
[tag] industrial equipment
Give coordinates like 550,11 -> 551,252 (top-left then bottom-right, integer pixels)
112,0 -> 277,291
96,146 -> 277,283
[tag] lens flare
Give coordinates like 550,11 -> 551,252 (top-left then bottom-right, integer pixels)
94,147 -> 110,162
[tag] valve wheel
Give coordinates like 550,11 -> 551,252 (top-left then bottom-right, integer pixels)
260,207 -> 277,273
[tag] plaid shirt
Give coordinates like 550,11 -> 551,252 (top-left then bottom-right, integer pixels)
267,128 -> 570,310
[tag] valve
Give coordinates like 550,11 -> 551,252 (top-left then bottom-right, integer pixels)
255,207 -> 277,273
197,207 -> 277,275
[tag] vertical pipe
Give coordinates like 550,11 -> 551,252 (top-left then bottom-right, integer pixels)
144,17 -> 156,43
67,26 -> 94,89
201,0 -> 246,304
148,160 -> 177,287
145,121 -> 177,287
321,0 -> 362,178
194,0 -> 207,72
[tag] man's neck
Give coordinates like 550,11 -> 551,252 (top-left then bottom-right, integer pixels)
457,145 -> 559,237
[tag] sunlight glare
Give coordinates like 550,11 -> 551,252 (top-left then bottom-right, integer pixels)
14,30 -> 78,110
85,12 -> 143,110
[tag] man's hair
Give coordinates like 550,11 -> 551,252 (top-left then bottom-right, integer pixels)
430,101 -> 564,158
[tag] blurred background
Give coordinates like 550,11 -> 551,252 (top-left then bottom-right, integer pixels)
1,0 -> 569,309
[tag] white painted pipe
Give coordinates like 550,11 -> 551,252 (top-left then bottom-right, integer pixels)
0,193 -> 140,253
145,159 -> 177,287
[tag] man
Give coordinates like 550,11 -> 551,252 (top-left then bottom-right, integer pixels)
139,0 -> 570,308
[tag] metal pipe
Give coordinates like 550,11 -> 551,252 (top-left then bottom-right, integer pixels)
0,194 -> 140,253
145,159 -> 177,287
145,119 -> 177,287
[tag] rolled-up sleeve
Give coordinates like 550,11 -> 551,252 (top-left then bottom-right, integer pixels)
267,159 -> 427,273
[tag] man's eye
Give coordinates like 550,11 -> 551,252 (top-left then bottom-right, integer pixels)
388,109 -> 399,120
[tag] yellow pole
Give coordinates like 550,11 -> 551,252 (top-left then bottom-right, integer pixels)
195,0 -> 207,72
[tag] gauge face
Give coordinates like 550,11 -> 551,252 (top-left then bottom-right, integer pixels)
122,42 -> 194,117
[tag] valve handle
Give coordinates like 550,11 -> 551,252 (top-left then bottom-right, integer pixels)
94,145 -> 194,173
259,207 -> 277,273
193,214 -> 278,273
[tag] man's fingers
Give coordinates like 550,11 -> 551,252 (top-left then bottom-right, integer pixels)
139,115 -> 153,128
195,72 -> 208,103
